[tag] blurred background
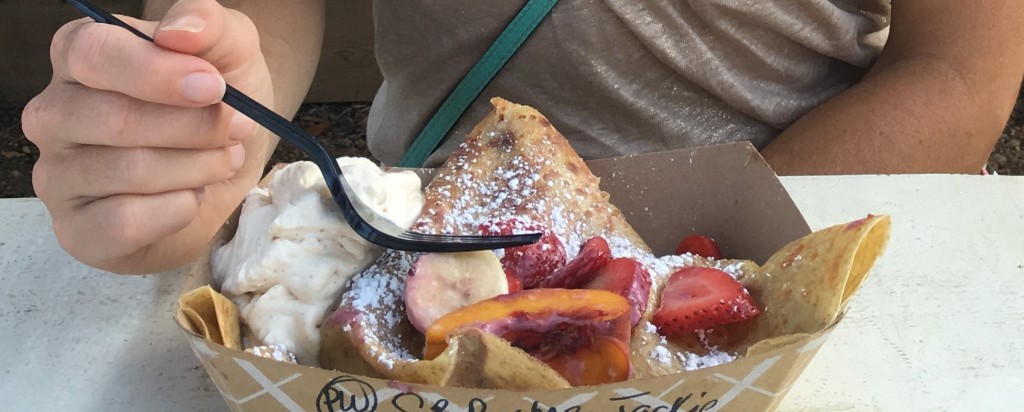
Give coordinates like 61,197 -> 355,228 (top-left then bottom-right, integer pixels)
2,1 -> 1021,198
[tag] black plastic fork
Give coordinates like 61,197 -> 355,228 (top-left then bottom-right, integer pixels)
66,0 -> 541,252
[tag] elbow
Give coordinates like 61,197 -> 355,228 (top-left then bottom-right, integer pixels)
933,105 -> 1009,174
953,87 -> 1018,173
912,57 -> 1019,173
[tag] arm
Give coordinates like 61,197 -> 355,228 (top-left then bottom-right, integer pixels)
761,0 -> 1024,175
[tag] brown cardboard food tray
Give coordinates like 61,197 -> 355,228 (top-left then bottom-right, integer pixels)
178,142 -> 838,412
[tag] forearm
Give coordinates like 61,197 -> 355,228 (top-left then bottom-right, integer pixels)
761,57 -> 1020,175
762,0 -> 1024,176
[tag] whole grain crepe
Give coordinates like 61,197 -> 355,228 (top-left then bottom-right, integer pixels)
177,285 -> 243,350
745,214 -> 890,354
319,98 -> 659,386
306,98 -> 893,388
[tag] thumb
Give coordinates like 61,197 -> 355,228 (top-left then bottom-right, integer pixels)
152,0 -> 261,75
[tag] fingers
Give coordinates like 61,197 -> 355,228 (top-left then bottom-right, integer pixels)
52,17 -> 225,106
28,6 -> 272,274
51,189 -> 202,269
22,85 -> 256,150
33,144 -> 244,202
154,0 -> 262,75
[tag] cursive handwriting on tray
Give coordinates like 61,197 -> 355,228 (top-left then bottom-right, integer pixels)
316,375 -> 720,412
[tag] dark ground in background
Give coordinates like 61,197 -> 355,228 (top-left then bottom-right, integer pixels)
2,86 -> 1023,198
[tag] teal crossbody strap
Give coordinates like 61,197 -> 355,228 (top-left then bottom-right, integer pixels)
397,0 -> 559,167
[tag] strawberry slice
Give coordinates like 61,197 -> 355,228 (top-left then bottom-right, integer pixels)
502,231 -> 566,289
652,267 -> 760,335
540,237 -> 612,289
585,257 -> 652,327
674,234 -> 723,259
505,272 -> 523,293
480,219 -> 567,289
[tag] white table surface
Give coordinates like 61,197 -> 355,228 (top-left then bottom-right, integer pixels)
2,175 -> 1023,411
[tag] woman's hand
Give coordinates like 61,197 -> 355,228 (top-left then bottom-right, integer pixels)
23,0 -> 280,274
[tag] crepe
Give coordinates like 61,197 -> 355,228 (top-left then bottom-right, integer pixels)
178,285 -> 242,350
744,214 -> 890,355
319,98 -> 657,386
440,328 -> 571,390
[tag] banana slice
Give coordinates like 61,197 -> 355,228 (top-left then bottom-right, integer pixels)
404,251 -> 510,333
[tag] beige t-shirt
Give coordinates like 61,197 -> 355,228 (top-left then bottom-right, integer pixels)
367,0 -> 891,167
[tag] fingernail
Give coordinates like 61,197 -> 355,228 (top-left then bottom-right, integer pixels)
161,15 -> 206,33
229,111 -> 256,141
228,144 -> 245,171
181,72 -> 225,103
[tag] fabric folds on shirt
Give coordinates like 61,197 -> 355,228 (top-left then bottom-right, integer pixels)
367,0 -> 891,167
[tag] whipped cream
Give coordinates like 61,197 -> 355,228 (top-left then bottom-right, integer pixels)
212,157 -> 424,365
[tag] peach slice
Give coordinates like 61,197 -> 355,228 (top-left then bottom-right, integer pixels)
423,288 -> 633,386
545,335 -> 631,386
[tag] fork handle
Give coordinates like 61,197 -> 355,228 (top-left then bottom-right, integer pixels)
220,86 -> 348,200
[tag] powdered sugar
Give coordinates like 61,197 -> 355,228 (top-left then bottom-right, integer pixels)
246,344 -> 298,364
429,151 -> 607,259
640,254 -> 698,288
679,349 -> 737,371
349,268 -> 395,311
719,262 -> 746,279
342,251 -> 420,368
650,329 -> 676,366
652,346 -> 673,365
642,319 -> 738,370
